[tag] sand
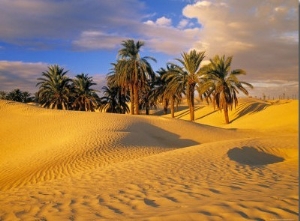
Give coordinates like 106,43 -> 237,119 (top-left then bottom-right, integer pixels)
0,98 -> 298,220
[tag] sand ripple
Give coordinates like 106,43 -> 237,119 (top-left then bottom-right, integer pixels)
0,100 -> 298,220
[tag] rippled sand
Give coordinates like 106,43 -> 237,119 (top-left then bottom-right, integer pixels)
0,98 -> 298,220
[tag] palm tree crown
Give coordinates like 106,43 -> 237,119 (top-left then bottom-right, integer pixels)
116,39 -> 156,115
36,65 -> 72,110
202,55 -> 253,124
169,50 -> 205,121
154,64 -> 185,117
5,89 -> 34,103
71,73 -> 100,111
100,85 -> 130,114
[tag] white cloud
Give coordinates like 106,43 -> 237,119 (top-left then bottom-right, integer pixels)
140,25 -> 201,55
0,61 -> 107,94
142,16 -> 202,55
156,17 -> 172,26
178,19 -> 189,29
0,61 -> 49,93
73,31 -> 126,50
195,1 -> 212,7
144,20 -> 155,25
0,0 -> 297,97
250,80 -> 299,99
0,0 -> 144,48
91,74 -> 108,95
144,16 -> 172,27
182,0 -> 298,84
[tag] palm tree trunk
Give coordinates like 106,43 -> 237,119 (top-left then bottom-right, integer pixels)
189,85 -> 195,121
133,83 -> 139,115
189,100 -> 194,121
224,104 -> 230,124
170,96 -> 175,118
163,98 -> 169,114
129,84 -> 134,115
146,103 -> 150,115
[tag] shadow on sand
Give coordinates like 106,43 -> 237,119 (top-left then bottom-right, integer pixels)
152,105 -> 193,116
230,101 -> 271,123
120,121 -> 199,149
227,146 -> 284,166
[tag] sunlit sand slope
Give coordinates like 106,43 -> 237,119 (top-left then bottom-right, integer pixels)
0,100 -> 240,190
172,98 -> 298,132
0,99 -> 298,220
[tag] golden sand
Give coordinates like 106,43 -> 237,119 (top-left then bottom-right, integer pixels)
0,98 -> 298,220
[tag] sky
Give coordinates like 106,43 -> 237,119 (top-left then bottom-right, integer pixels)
0,0 -> 298,99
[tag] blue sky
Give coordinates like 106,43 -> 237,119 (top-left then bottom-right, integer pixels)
0,0 -> 298,98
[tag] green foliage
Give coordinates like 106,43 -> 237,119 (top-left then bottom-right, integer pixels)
168,50 -> 206,121
100,86 -> 129,114
36,65 -> 100,111
115,39 -> 156,115
0,91 -> 6,99
201,55 -> 253,123
36,65 -> 72,110
152,64 -> 184,116
3,89 -> 34,103
71,73 -> 100,111
2,40 -> 253,119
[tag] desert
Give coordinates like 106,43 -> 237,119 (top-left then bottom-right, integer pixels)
0,97 -> 298,221
0,1 -> 298,220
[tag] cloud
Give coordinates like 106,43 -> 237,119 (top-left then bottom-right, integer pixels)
250,80 -> 299,99
195,1 -> 213,7
0,0 -> 297,98
0,0 -> 203,55
177,19 -> 190,29
91,74 -> 109,96
0,61 -> 107,95
144,16 -> 172,27
0,0 -> 144,49
154,16 -> 172,26
143,27 -> 202,55
141,16 -> 202,55
182,0 -> 298,87
0,61 -> 49,93
73,31 -> 127,50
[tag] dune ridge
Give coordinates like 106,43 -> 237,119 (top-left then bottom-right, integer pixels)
0,98 -> 298,220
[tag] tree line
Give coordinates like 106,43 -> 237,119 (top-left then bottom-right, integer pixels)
0,89 -> 34,103
0,39 -> 253,124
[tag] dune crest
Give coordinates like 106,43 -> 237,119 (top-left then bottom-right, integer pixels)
0,99 -> 298,220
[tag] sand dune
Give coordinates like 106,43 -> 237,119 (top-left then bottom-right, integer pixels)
0,98 -> 298,220
170,98 -> 298,133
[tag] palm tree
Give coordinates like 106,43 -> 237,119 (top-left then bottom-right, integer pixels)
22,91 -> 34,103
106,62 -> 131,112
36,65 -> 72,110
162,65 -> 185,118
153,64 -> 185,117
169,50 -> 205,121
202,55 -> 253,124
6,89 -> 24,102
71,73 -> 100,111
0,91 -> 6,100
116,39 -> 156,115
6,89 -> 34,103
112,60 -> 134,114
152,67 -> 170,114
100,85 -> 130,114
139,79 -> 158,115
